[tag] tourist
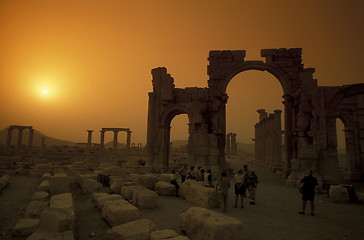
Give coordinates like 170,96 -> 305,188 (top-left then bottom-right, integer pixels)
215,172 -> 230,212
179,163 -> 188,183
246,170 -> 259,205
298,170 -> 318,216
170,170 -> 180,196
234,169 -> 245,208
197,168 -> 205,182
186,166 -> 196,180
204,169 -> 214,188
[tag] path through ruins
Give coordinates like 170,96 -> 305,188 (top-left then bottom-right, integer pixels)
1,163 -> 364,240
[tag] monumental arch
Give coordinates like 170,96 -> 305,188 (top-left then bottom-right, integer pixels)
147,48 -> 364,183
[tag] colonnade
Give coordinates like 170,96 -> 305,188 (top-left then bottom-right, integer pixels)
86,128 -> 132,154
6,125 -> 34,150
254,109 -> 283,168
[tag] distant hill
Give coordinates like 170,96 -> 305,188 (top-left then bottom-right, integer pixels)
0,127 -> 77,146
171,140 -> 255,153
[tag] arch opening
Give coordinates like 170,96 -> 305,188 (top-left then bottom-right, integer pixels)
226,70 -> 285,169
169,114 -> 189,169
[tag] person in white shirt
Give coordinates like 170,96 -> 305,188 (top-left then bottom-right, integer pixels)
234,169 -> 246,208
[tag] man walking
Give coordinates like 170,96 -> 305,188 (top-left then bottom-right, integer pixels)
299,170 -> 318,216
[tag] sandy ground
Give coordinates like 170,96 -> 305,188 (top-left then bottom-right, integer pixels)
1,161 -> 364,240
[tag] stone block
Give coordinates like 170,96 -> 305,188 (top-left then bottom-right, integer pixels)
38,179 -> 50,192
154,181 -> 176,196
179,207 -> 243,240
0,174 -> 10,189
101,199 -> 140,227
26,229 -> 75,240
151,229 -> 190,240
39,207 -> 75,232
16,167 -> 28,175
12,218 -> 39,237
109,177 -> 124,194
32,191 -> 49,201
121,185 -> 144,200
92,193 -> 123,210
50,193 -> 74,211
159,174 -> 170,182
81,179 -> 102,194
25,201 -> 49,218
101,166 -> 126,176
133,188 -> 159,209
50,174 -> 70,195
329,185 -> 350,203
107,218 -> 155,240
357,190 -> 364,203
41,173 -> 51,181
179,180 -> 219,208
132,173 -> 159,189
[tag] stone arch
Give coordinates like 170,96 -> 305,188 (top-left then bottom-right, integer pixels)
220,61 -> 291,95
327,83 -> 364,115
159,105 -> 192,169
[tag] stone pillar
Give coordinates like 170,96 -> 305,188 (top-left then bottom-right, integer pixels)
100,130 -> 105,152
28,128 -> 34,153
126,131 -> 131,150
7,127 -> 13,147
17,128 -> 24,148
86,130 -> 93,157
113,130 -> 118,152
226,133 -> 231,155
231,133 -> 237,155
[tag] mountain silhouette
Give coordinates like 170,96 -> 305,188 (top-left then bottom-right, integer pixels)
0,127 -> 77,146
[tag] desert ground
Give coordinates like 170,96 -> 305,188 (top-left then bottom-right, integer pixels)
1,158 -> 364,240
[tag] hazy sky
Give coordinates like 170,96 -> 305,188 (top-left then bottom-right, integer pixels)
1,0 -> 363,145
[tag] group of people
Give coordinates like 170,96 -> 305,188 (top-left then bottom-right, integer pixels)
171,162 -> 319,216
169,164 -> 214,196
215,165 -> 259,212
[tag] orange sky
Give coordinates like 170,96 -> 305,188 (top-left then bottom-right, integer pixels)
0,0 -> 363,145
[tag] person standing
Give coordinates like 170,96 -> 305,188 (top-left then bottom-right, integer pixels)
215,172 -> 230,212
204,169 -> 214,188
179,163 -> 188,183
299,170 -> 318,216
170,170 -> 180,196
247,170 -> 259,205
233,169 -> 245,208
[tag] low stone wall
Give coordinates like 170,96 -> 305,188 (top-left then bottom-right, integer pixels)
179,207 -> 243,240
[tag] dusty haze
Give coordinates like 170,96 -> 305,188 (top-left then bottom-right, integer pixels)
1,0 -> 363,145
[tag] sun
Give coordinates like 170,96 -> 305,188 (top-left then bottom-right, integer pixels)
42,89 -> 48,94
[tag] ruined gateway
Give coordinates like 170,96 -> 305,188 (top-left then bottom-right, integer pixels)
146,48 -> 364,185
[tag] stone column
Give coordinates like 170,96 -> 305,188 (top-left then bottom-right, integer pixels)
226,133 -> 231,155
231,133 -> 237,155
113,130 -> 118,152
17,128 -> 24,148
100,130 -> 105,152
87,130 -> 93,157
28,128 -> 34,152
126,131 -> 131,150
7,127 -> 13,147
